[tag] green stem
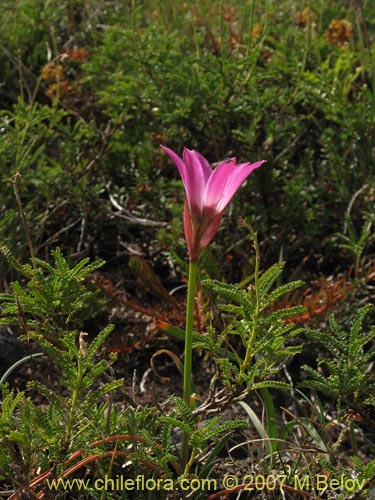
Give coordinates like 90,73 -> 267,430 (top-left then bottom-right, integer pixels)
349,420 -> 358,456
12,173 -> 37,271
0,353 -> 44,386
186,0 -> 200,60
64,354 -> 84,448
240,228 -> 260,377
181,259 -> 198,469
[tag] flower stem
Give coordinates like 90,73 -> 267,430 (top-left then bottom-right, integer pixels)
181,259 -> 198,469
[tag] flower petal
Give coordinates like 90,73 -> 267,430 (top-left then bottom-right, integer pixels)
183,199 -> 195,260
216,160 -> 266,212
199,211 -> 223,248
182,148 -> 212,213
203,158 -> 238,208
162,146 -> 207,215
189,150 -> 213,181
162,145 -> 265,262
161,145 -> 188,186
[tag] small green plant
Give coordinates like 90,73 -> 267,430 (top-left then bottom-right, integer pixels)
201,223 -> 305,395
336,212 -> 374,277
161,146 -> 265,468
0,248 -> 124,496
161,222 -> 306,483
1,2 -> 375,495
302,304 -> 375,414
0,245 -> 104,332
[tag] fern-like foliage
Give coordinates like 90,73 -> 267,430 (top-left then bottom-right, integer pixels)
336,214 -> 374,277
0,247 -> 125,490
159,396 -> 246,477
203,259 -> 305,391
301,304 -> 375,413
0,386 -> 74,480
0,244 -> 34,277
0,247 -> 104,335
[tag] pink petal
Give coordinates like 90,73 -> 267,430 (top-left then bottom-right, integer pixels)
199,211 -> 223,248
189,150 -> 213,181
182,148 -> 212,214
216,160 -> 266,212
183,199 -> 195,260
162,146 -> 207,215
203,158 -> 238,208
162,145 -> 266,261
161,146 -> 188,186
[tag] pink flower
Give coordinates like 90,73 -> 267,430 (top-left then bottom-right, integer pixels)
162,146 -> 265,261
